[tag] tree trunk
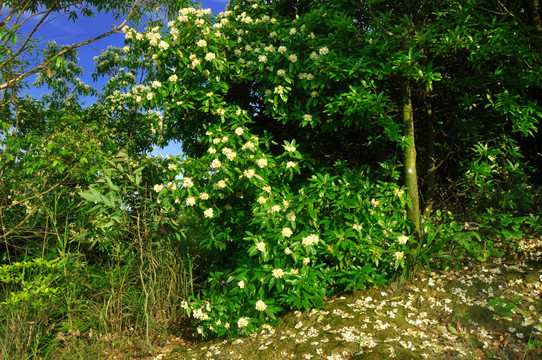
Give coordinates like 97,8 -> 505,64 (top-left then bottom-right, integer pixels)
401,75 -> 421,236
522,0 -> 542,39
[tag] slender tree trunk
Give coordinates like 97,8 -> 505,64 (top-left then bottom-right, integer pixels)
522,0 -> 542,39
401,75 -> 421,236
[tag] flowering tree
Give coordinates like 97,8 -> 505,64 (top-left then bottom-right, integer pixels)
79,0 -> 541,339
89,3 -> 417,337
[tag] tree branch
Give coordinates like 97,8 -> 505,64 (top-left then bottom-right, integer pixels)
0,0 -> 139,90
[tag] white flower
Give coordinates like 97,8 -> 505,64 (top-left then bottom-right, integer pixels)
243,169 -> 255,178
302,234 -> 320,246
270,205 -> 281,213
208,147 -> 216,154
278,46 -> 287,54
186,197 -> 196,206
281,227 -> 293,237
158,40 -> 169,51
211,158 -> 221,169
183,177 -> 194,188
394,188 -> 405,197
353,224 -> 362,231
303,114 -> 312,122
169,74 -> 178,82
197,39 -> 207,47
272,268 -> 285,278
319,46 -> 329,55
398,235 -> 409,245
262,185 -> 271,193
242,141 -> 256,150
213,180 -> 227,190
257,158 -> 268,168
286,161 -> 297,168
284,144 -> 296,152
226,151 -> 237,161
257,196 -> 267,204
302,257 -> 310,265
235,127 -> 244,135
205,52 -> 216,61
168,163 -> 178,170
238,280 -> 245,288
288,54 -> 298,62
255,241 -> 266,252
204,208 -> 214,218
199,192 -> 209,200
277,69 -> 286,77
394,251 -> 404,260
289,28 -> 297,35
154,184 -> 164,192
258,55 -> 267,63
237,317 -> 249,328
310,51 -> 318,60
284,247 -> 292,255
191,58 -> 201,67
286,212 -> 296,221
255,300 -> 267,311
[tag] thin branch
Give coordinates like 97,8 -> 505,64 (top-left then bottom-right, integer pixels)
0,12 -> 135,90
1,173 -> 70,210
0,0 -> 60,69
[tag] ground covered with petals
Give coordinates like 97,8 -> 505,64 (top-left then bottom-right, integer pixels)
156,239 -> 542,360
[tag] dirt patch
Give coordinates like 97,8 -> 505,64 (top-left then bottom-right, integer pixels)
154,239 -> 542,360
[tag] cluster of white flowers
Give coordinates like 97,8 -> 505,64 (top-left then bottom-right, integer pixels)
213,179 -> 227,190
286,212 -> 296,221
211,158 -> 221,169
158,40 -> 169,51
203,208 -> 214,218
272,268 -> 285,278
237,317 -> 249,328
281,227 -> 293,237
398,235 -> 409,244
255,300 -> 267,311
192,308 -> 209,321
145,29 -> 161,46
243,168 -> 255,178
255,241 -> 266,252
302,233 -> 320,247
183,177 -> 194,188
257,158 -> 268,168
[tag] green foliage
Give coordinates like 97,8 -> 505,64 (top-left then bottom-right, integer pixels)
2,0 -> 542,356
133,115 -> 413,337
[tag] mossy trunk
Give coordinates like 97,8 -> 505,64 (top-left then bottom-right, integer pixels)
401,76 -> 421,236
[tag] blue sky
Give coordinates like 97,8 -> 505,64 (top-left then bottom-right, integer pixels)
19,0 -> 229,157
